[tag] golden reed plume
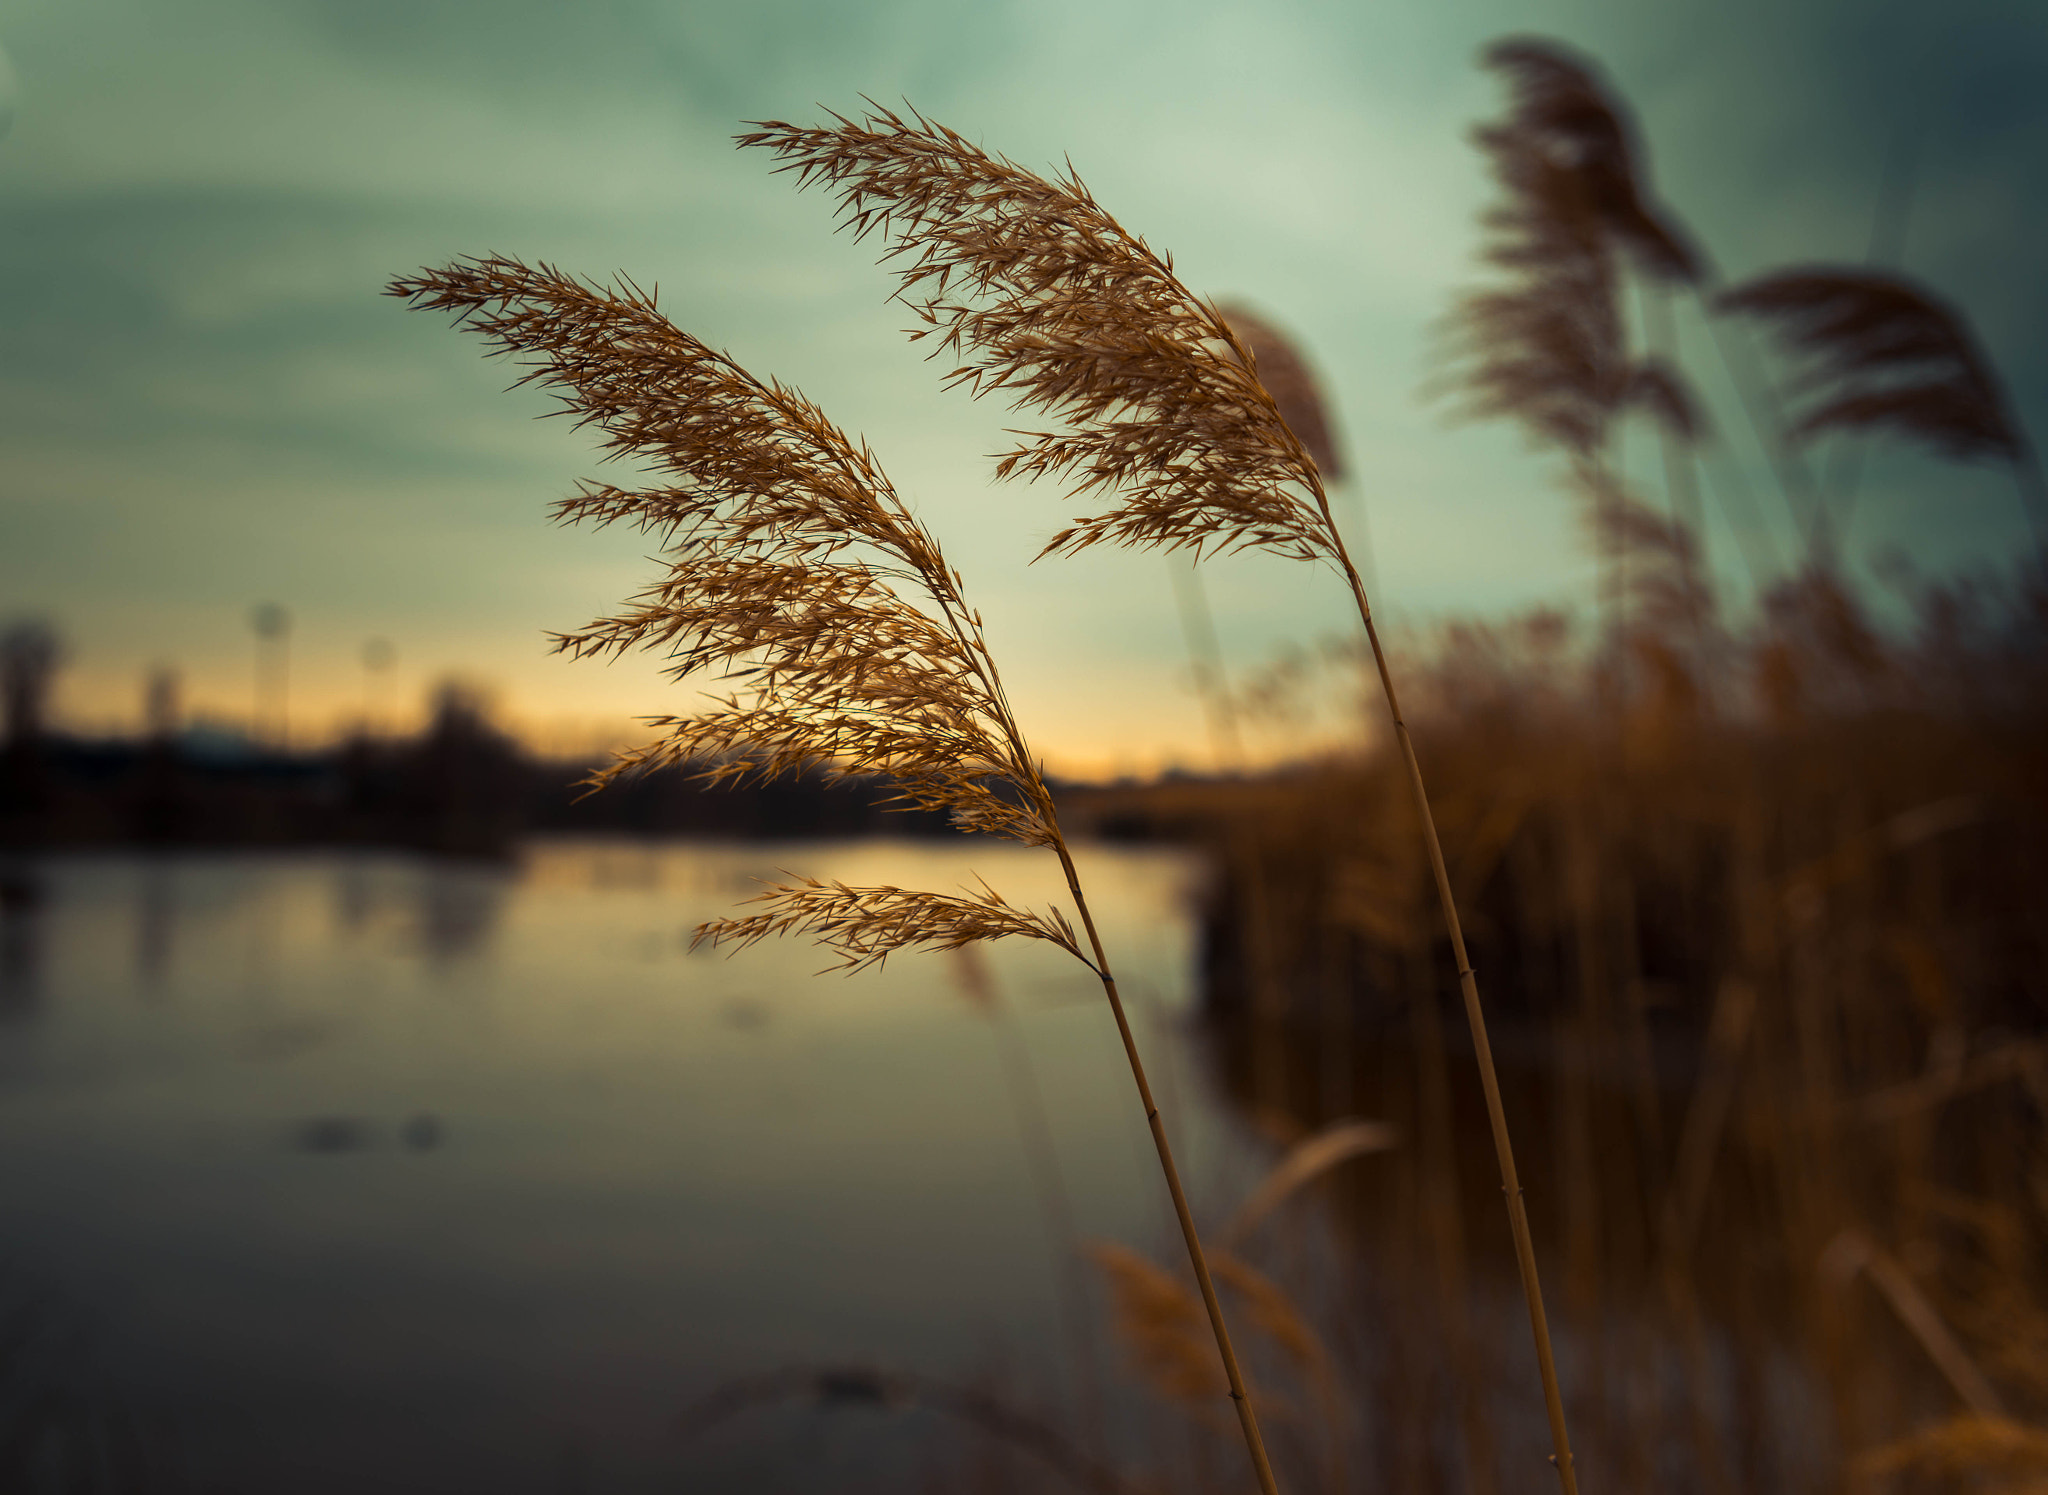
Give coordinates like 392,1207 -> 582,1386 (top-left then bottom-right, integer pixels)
745,101 -> 1583,1494
739,104 -> 1338,564
386,252 -> 1283,1492
387,256 -> 1086,969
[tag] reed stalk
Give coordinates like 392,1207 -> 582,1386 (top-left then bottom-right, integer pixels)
1327,519 -> 1582,1495
1051,842 -> 1283,1495
741,102 -> 1581,1492
387,252 -> 1281,1495
1408,945 -> 1499,1495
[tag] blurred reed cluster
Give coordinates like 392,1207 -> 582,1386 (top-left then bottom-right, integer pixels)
1064,559 -> 2044,1491
1052,37 -> 2048,1495
370,33 -> 2048,1495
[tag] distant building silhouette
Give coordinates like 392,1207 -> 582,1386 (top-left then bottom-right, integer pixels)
0,619 -> 61,824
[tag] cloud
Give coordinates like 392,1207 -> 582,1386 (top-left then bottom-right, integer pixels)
2,0 -> 2042,755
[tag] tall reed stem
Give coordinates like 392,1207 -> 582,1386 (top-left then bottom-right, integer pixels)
1318,497 -> 1581,1495
1052,840 -> 1282,1495
952,592 -> 1283,1494
1696,290 -> 1833,568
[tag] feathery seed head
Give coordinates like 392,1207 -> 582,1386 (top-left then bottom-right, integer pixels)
739,105 -> 1341,566
386,254 -> 1082,968
1481,38 -> 1703,284
1717,267 -> 2023,464
1434,44 -> 1708,466
690,875 -> 1086,975
1214,303 -> 1347,485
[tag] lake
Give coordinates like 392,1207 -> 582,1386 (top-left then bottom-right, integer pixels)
0,837 -> 1265,1494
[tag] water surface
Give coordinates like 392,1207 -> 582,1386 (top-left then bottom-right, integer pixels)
0,837 -> 1253,1493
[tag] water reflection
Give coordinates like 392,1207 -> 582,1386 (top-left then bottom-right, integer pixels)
0,865 -> 41,1021
0,1273 -> 172,1494
130,862 -> 175,993
332,858 -> 376,938
410,859 -> 508,966
0,838 -> 1224,1494
293,1115 -> 374,1153
400,1112 -> 443,1151
284,1113 -> 450,1155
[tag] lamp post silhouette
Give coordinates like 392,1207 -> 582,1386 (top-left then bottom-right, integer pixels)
361,637 -> 396,740
136,664 -> 186,843
144,665 -> 179,746
249,603 -> 290,750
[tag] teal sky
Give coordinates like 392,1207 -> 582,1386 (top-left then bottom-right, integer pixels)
2,0 -> 2043,773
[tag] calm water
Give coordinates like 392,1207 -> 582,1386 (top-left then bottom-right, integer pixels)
0,837 -> 1260,1493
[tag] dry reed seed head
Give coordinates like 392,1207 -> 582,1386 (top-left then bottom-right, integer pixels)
693,876 -> 1086,975
738,105 -> 1342,566
1083,1241 -> 1233,1409
1085,1242 -> 1328,1424
1207,1253 -> 1338,1388
1858,1415 -> 2048,1486
387,254 -> 1090,970
1434,42 -> 1713,469
1481,37 -> 1704,283
1716,267 -> 2023,464
1431,150 -> 1630,459
1214,303 -> 1347,483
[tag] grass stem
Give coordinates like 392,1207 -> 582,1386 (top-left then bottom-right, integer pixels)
1054,843 -> 1283,1495
1321,503 -> 1581,1495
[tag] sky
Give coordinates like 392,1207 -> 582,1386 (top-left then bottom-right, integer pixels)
1,0 -> 2043,775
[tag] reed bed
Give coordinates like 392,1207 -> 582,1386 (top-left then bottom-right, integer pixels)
1061,566 -> 2048,1494
379,35 -> 2048,1494
1004,37 -> 2047,1493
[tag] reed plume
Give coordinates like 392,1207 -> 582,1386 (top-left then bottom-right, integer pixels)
1718,269 -> 2017,461
1717,267 -> 2048,563
738,105 -> 1336,566
385,253 -> 1280,1492
1214,303 -> 1346,485
1085,1240 -> 1341,1445
1434,41 -> 1708,548
385,256 -> 1087,968
1427,37 -> 1735,707
1476,38 -> 1702,285
1436,38 -> 1705,440
744,103 -> 1583,1493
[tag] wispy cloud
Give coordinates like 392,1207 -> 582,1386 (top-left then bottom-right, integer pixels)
1,0 -> 2041,766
